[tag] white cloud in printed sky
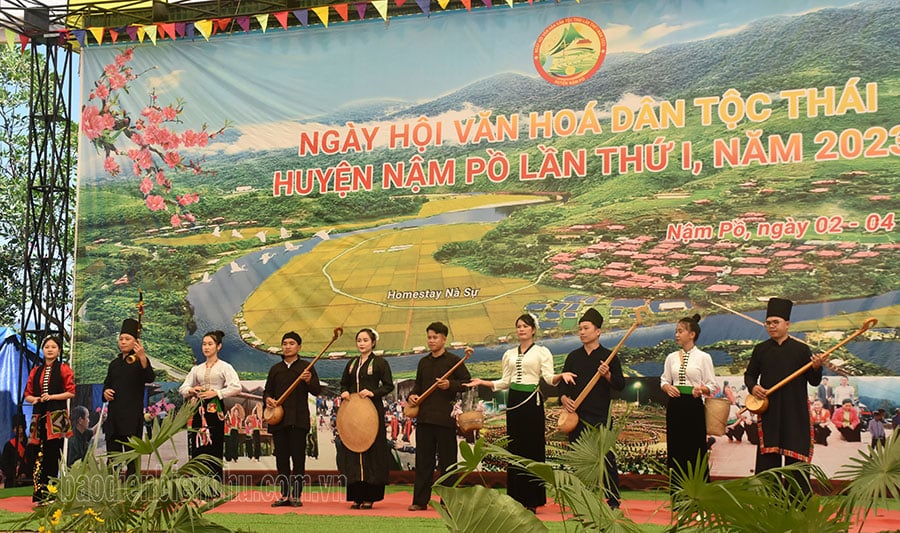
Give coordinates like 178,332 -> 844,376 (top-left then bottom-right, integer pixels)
146,70 -> 185,93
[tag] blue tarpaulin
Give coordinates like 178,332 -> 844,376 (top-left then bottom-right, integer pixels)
0,327 -> 38,444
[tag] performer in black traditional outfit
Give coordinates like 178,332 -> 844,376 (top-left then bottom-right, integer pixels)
103,318 -> 155,478
558,308 -> 624,509
178,330 -> 241,483
337,328 -> 394,509
744,297 -> 825,497
24,336 -> 75,504
264,331 -> 321,507
407,321 -> 471,511
659,314 -> 717,485
467,314 -> 575,512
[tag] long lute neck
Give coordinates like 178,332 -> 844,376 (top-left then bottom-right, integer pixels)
416,353 -> 470,404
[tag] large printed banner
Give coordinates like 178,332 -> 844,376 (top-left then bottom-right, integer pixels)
75,0 -> 898,476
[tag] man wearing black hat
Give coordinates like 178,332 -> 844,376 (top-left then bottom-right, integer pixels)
264,331 -> 321,507
559,307 -> 625,509
103,318 -> 155,478
744,297 -> 825,496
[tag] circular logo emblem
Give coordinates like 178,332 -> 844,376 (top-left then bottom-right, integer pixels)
533,17 -> 607,86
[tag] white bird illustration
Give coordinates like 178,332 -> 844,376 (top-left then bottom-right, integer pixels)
284,241 -> 299,252
260,252 -> 276,265
255,230 -> 267,243
280,227 -> 292,239
229,261 -> 247,273
211,225 -> 221,237
201,272 -> 211,283
231,229 -> 244,239
314,229 -> 331,241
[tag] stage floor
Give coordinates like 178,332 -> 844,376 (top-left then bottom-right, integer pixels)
2,489 -> 899,530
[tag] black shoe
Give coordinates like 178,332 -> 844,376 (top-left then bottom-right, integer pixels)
350,502 -> 361,509
408,504 -> 427,511
290,499 -> 303,507
360,502 -> 373,509
271,498 -> 292,507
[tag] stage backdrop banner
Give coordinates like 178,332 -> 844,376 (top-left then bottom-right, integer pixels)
74,0 -> 898,475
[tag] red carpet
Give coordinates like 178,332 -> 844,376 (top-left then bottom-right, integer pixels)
2,490 -> 898,530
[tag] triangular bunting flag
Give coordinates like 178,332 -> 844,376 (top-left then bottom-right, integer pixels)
437,0 -> 450,8
460,0 -> 472,10
504,0 -> 513,6
293,10 -> 309,27
126,26 -> 138,41
372,0 -> 389,20
395,0 -> 407,7
161,23 -> 177,40
311,6 -> 329,27
137,26 -> 146,42
214,18 -> 232,33
186,23 -> 195,40
236,16 -> 250,32
415,0 -> 430,15
109,28 -> 119,43
89,27 -> 104,45
145,25 -> 158,45
274,11 -> 289,29
334,4 -> 349,22
482,0 -> 492,7
355,2 -> 367,19
4,28 -> 16,50
72,29 -> 86,48
19,34 -> 29,52
195,20 -> 212,41
175,22 -> 186,37
255,13 -> 269,32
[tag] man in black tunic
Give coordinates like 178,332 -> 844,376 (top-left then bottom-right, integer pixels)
103,318 -> 155,478
406,322 -> 471,511
744,297 -> 825,496
559,307 -> 625,509
264,331 -> 321,507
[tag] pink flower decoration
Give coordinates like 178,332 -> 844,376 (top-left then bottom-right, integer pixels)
104,156 -> 121,176
162,106 -> 178,121
108,72 -> 127,90
183,212 -> 196,223
170,213 -> 182,227
164,151 -> 181,168
95,83 -> 110,100
139,177 -> 153,195
155,171 -> 167,185
145,195 -> 166,211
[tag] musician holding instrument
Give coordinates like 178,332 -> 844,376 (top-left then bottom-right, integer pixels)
558,308 -> 624,510
337,328 -> 394,510
263,331 -> 321,507
660,314 -> 716,486
178,330 -> 241,484
406,322 -> 471,512
24,336 -> 75,504
743,298 -> 825,497
103,318 -> 154,479
467,313 -> 575,513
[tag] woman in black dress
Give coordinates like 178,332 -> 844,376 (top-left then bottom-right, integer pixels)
337,328 -> 394,509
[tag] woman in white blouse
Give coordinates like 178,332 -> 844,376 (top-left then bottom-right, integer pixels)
468,314 -> 575,512
660,314 -> 717,485
179,330 -> 242,482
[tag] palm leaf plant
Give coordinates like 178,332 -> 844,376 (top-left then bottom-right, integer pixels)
21,400 -> 234,532
434,420 -> 643,532
835,430 -> 900,532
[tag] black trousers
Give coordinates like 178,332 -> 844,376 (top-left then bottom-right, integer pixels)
272,426 -> 308,499
755,451 -> 811,497
33,436 -> 63,503
412,423 -> 457,507
569,420 -> 621,507
106,433 -> 140,479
